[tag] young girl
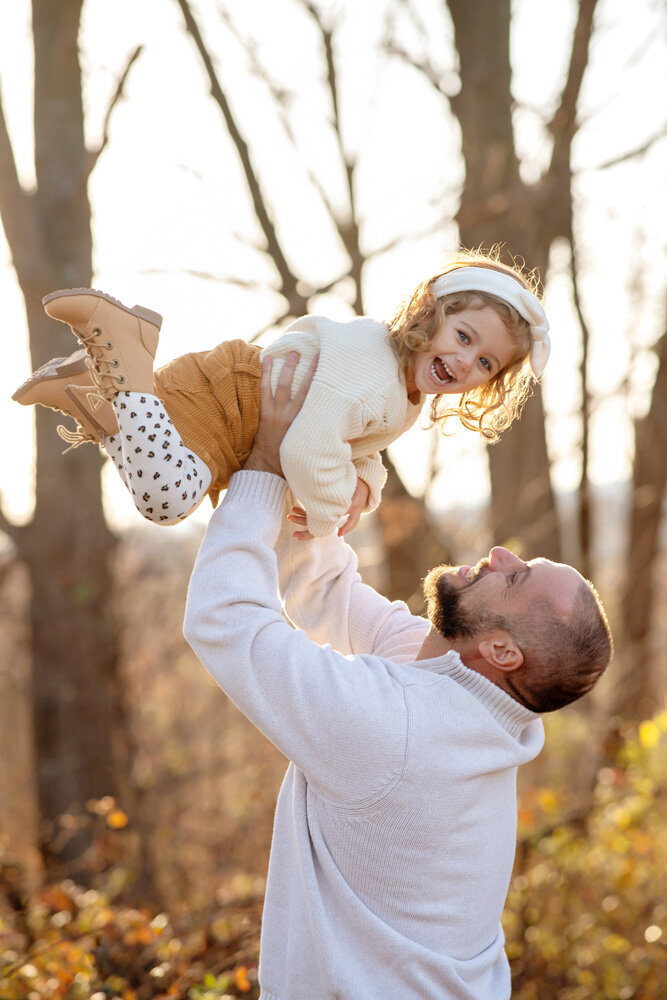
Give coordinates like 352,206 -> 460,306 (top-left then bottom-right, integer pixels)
14,251 -> 550,537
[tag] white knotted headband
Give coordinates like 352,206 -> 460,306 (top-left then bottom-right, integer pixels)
430,266 -> 551,377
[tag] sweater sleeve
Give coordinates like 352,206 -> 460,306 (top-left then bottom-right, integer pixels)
275,505 -> 429,660
183,471 -> 410,805
352,453 -> 386,512
279,382 -> 366,537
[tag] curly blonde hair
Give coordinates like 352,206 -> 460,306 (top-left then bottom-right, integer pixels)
386,248 -> 541,441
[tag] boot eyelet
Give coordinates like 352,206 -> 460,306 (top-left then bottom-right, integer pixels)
93,327 -> 102,336
105,341 -> 113,350
111,359 -> 120,368
117,375 -> 126,385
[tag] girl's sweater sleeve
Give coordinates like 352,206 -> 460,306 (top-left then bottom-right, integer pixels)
278,382 -> 366,537
352,453 -> 386,512
183,471 -> 409,804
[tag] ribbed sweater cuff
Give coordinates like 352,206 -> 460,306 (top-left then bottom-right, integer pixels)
224,470 -> 289,511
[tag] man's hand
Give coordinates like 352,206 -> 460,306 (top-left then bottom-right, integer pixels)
287,477 -> 370,541
244,351 -> 319,476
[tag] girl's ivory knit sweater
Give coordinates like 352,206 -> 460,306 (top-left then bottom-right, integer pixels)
261,314 -> 423,536
184,471 -> 545,1000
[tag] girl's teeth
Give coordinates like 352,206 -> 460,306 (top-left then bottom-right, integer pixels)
431,358 -> 454,384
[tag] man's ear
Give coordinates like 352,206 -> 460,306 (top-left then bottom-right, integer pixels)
477,630 -> 523,673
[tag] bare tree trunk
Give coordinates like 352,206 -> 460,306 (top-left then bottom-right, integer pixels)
0,0 -> 124,880
376,457 -> 453,611
570,242 -> 593,579
447,0 -> 560,559
611,320 -> 667,725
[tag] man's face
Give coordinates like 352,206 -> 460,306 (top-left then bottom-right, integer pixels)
427,546 -> 584,649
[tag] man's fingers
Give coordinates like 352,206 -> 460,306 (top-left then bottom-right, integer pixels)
275,352 -> 300,399
259,356 -> 274,406
291,353 -> 319,412
260,351 -> 318,416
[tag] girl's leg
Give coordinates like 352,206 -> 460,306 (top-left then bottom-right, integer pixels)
39,289 -> 214,524
102,390 -> 212,524
13,345 -> 212,525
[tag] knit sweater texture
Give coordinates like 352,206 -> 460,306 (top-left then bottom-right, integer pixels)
155,315 -> 423,535
183,471 -> 545,1000
262,314 -> 423,536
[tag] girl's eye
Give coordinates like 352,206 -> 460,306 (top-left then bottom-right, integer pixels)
458,330 -> 470,344
480,357 -> 491,371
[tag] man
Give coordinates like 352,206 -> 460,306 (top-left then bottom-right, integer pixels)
183,355 -> 612,1000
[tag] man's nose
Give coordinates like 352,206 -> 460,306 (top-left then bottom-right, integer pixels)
488,546 -> 528,572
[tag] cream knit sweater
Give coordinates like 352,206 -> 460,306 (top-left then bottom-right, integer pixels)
184,471 -> 545,1000
261,315 -> 423,537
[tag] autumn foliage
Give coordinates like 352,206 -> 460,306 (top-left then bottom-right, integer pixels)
1,539 -> 666,999
1,712 -> 665,999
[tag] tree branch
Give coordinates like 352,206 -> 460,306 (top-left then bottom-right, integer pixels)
584,124 -> 667,172
174,0 -> 307,315
139,267 -> 271,291
569,237 -> 593,578
85,45 -> 144,178
298,0 -> 367,311
215,3 -> 340,236
0,88 -> 43,278
547,0 -> 599,171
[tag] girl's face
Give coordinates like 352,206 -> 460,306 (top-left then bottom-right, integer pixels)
407,306 -> 518,397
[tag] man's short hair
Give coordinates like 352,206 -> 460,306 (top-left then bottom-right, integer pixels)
510,582 -> 613,712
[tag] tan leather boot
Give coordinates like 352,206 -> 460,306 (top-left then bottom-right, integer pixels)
43,288 -> 162,400
13,348 -> 119,449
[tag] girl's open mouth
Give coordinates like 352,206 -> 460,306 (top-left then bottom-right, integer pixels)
430,358 -> 455,385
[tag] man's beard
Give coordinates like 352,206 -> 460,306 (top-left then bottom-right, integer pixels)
435,577 -> 479,639
431,559 -> 509,641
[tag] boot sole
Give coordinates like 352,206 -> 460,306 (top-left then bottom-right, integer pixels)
42,287 -> 163,330
12,351 -> 90,403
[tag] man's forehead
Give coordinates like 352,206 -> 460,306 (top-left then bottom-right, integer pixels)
524,558 -> 584,610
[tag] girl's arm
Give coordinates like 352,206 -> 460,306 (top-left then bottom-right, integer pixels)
352,453 -> 386,513
278,381 -> 368,536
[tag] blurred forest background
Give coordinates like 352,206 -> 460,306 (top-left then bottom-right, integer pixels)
0,0 -> 666,997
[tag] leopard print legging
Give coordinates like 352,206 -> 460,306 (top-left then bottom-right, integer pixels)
102,391 -> 212,524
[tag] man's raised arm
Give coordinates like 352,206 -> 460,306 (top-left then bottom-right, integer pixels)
275,513 -> 427,661
244,353 -> 428,661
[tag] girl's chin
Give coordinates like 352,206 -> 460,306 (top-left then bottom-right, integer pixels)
420,379 -> 460,396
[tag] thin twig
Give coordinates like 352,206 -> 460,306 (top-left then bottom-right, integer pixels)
86,45 -> 144,177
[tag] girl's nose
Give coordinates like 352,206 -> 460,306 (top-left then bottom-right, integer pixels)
456,346 -> 474,373
488,546 -> 528,573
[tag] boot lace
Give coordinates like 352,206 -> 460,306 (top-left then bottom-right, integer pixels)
78,329 -> 127,400
57,423 -> 98,454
